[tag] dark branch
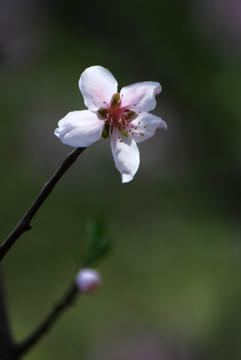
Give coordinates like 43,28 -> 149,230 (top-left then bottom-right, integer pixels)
0,268 -> 18,360
0,147 -> 86,262
15,283 -> 79,359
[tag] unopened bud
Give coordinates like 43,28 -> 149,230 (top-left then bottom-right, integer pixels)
75,269 -> 101,294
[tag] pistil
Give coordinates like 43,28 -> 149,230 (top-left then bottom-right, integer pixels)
98,93 -> 137,139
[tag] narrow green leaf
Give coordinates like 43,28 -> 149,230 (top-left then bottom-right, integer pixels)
83,215 -> 113,267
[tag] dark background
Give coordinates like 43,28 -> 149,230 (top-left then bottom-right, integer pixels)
0,0 -> 241,359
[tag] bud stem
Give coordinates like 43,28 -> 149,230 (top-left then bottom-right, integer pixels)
15,283 -> 79,358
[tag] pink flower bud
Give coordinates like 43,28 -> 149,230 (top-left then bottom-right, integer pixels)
75,269 -> 101,294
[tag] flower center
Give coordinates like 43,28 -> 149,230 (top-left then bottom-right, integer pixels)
98,93 -> 136,139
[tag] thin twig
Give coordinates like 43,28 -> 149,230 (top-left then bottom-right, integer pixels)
15,283 -> 79,359
0,147 -> 86,262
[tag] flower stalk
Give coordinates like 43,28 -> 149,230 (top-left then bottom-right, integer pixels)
0,147 -> 86,262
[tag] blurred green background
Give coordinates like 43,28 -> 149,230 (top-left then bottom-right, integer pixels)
1,0 -> 241,359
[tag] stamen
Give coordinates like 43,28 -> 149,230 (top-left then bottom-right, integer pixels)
103,101 -> 110,109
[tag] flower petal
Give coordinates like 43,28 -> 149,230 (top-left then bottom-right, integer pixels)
79,66 -> 118,111
111,134 -> 140,183
130,112 -> 167,143
54,110 -> 104,147
120,81 -> 161,112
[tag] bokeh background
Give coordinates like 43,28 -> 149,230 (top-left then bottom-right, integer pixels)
1,0 -> 241,359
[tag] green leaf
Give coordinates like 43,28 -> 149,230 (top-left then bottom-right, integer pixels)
83,215 -> 113,267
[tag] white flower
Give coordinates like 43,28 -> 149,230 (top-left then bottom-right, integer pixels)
75,269 -> 101,294
55,66 -> 167,183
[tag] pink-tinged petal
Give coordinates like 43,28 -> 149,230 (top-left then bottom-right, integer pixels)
120,81 -> 161,112
79,66 -> 118,111
54,110 -> 104,147
130,112 -> 167,143
111,134 -> 140,183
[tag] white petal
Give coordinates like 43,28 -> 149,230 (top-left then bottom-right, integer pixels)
130,112 -> 167,143
54,110 -> 104,147
120,81 -> 161,112
111,134 -> 140,183
79,66 -> 118,111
